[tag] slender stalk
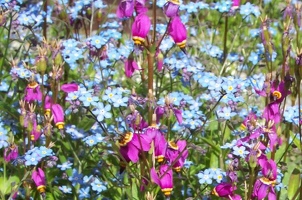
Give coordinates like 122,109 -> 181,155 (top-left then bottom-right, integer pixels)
247,166 -> 255,199
222,16 -> 228,64
152,0 -> 157,43
147,48 -> 155,124
0,12 -> 12,80
43,0 -> 48,39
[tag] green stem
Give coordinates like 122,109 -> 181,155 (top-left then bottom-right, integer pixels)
222,16 -> 228,64
247,166 -> 255,199
152,0 -> 157,43
0,12 -> 12,80
147,49 -> 155,124
43,0 -> 48,39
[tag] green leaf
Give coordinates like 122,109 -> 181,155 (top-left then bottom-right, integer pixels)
200,137 -> 221,154
78,117 -> 96,131
287,168 -> 301,200
0,176 -> 20,195
131,178 -> 139,200
0,101 -> 19,120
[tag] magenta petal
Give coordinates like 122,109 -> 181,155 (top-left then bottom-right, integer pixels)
51,104 -> 64,124
168,16 -> 187,44
116,0 -> 134,18
61,83 -> 79,93
268,187 -> 276,200
173,108 -> 182,124
126,144 -> 140,163
150,167 -> 160,186
232,0 -> 240,7
32,168 -> 46,186
125,59 -> 139,77
159,165 -> 173,189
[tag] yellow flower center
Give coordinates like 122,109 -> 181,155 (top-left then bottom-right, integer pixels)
260,177 -> 276,186
162,188 -> 173,196
119,132 -> 133,146
168,141 -> 178,150
273,91 -> 282,100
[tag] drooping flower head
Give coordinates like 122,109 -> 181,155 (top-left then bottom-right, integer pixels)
119,132 -> 152,163
145,123 -> 167,163
24,81 -> 42,102
132,13 -> 151,45
116,0 -> 135,19
151,164 -> 173,197
232,0 -> 241,8
4,144 -> 18,162
252,159 -> 277,200
51,104 -> 65,129
125,54 -> 139,77
32,167 -> 46,194
163,0 -> 180,18
165,140 -> 188,172
168,16 -> 187,51
44,96 -> 52,117
61,83 -> 79,93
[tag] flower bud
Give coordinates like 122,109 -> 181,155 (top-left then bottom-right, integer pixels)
51,104 -> 64,129
36,56 -> 47,74
168,16 -> 187,52
163,0 -> 180,18
132,13 -> 151,45
32,168 -> 46,194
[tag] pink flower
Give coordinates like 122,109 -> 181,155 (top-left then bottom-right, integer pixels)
125,57 -> 139,77
44,96 -> 52,116
24,82 -> 42,102
132,13 -> 151,45
163,0 -> 180,18
119,132 -> 152,163
145,126 -> 167,163
61,83 -> 79,93
252,159 -> 277,200
212,183 -> 242,200
51,104 -> 64,129
232,0 -> 240,8
135,0 -> 148,14
4,145 -> 18,162
116,0 -> 134,19
31,121 -> 41,141
165,140 -> 188,172
168,16 -> 187,51
32,167 -> 46,193
150,164 -> 173,197
156,51 -> 164,71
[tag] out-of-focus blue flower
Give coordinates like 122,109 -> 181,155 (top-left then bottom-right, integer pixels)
215,0 -> 232,13
66,125 -> 86,139
92,102 -> 112,122
83,135 -> 98,146
94,0 -> 107,8
91,179 -> 106,193
57,161 -> 73,171
221,140 -> 238,149
88,35 -> 107,49
232,146 -> 249,158
79,92 -> 99,107
240,2 -> 260,21
197,169 -> 213,184
25,152 -> 42,166
79,187 -> 90,199
248,51 -> 261,65
59,185 -> 72,194
69,169 -> 83,186
217,106 -> 236,120
37,146 -> 54,157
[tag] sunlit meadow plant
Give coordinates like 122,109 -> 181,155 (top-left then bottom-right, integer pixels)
0,0 -> 302,199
